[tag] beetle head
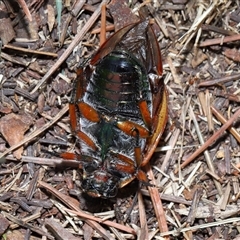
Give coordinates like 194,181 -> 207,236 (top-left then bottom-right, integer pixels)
81,170 -> 119,198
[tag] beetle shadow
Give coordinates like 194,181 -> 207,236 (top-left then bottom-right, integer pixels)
79,193 -> 114,212
116,180 -> 139,198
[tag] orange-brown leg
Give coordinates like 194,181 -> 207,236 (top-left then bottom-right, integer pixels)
112,151 -> 148,187
138,99 -> 152,130
116,120 -> 150,138
69,68 -> 99,151
60,152 -> 78,160
109,129 -> 148,186
132,129 -> 148,183
60,152 -> 101,172
110,152 -> 135,172
77,101 -> 100,122
60,152 -> 92,163
69,67 -> 84,133
112,151 -> 147,181
114,99 -> 152,184
69,101 -> 97,150
116,95 -> 152,138
109,152 -> 137,188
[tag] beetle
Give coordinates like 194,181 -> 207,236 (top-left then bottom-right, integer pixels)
63,20 -> 168,198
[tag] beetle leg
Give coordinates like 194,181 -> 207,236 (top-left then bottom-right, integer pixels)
77,101 -> 100,122
109,158 -> 136,188
116,120 -> 150,138
70,101 -> 98,150
112,154 -> 148,188
75,101 -> 100,150
60,152 -> 93,162
113,162 -> 135,175
133,128 -> 148,183
132,128 -> 142,167
108,151 -> 148,188
138,99 -> 152,130
69,67 -> 85,132
69,68 -> 99,151
76,131 -> 98,150
60,152 -> 101,173
111,151 -> 135,166
69,69 -> 83,135
109,128 -> 149,187
60,152 -> 78,160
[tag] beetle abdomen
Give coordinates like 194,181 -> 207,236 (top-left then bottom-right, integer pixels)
86,50 -> 150,118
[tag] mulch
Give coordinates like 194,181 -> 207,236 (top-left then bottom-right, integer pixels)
0,0 -> 240,239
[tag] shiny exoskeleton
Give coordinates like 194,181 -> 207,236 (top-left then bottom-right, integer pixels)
65,20 -> 168,198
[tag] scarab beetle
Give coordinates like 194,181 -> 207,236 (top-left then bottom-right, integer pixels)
64,20 -> 168,198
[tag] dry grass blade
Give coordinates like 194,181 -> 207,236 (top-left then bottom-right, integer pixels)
205,90 -> 214,132
31,0 -> 110,93
220,182 -> 231,211
160,128 -> 180,178
199,33 -> 240,47
45,218 -> 80,240
1,52 -> 29,66
91,24 -> 115,34
178,1 -> 219,52
66,210 -> 136,236
176,107 -> 240,172
38,181 -> 136,236
160,217 -> 240,237
138,191 -> 148,239
145,164 -> 169,238
10,212 -> 42,229
186,188 -> 203,225
3,44 -> 58,57
211,106 -> 240,144
169,161 -> 203,209
3,167 -> 23,193
17,0 -> 32,21
188,105 -> 223,195
5,155 -> 79,167
198,73 -> 240,87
